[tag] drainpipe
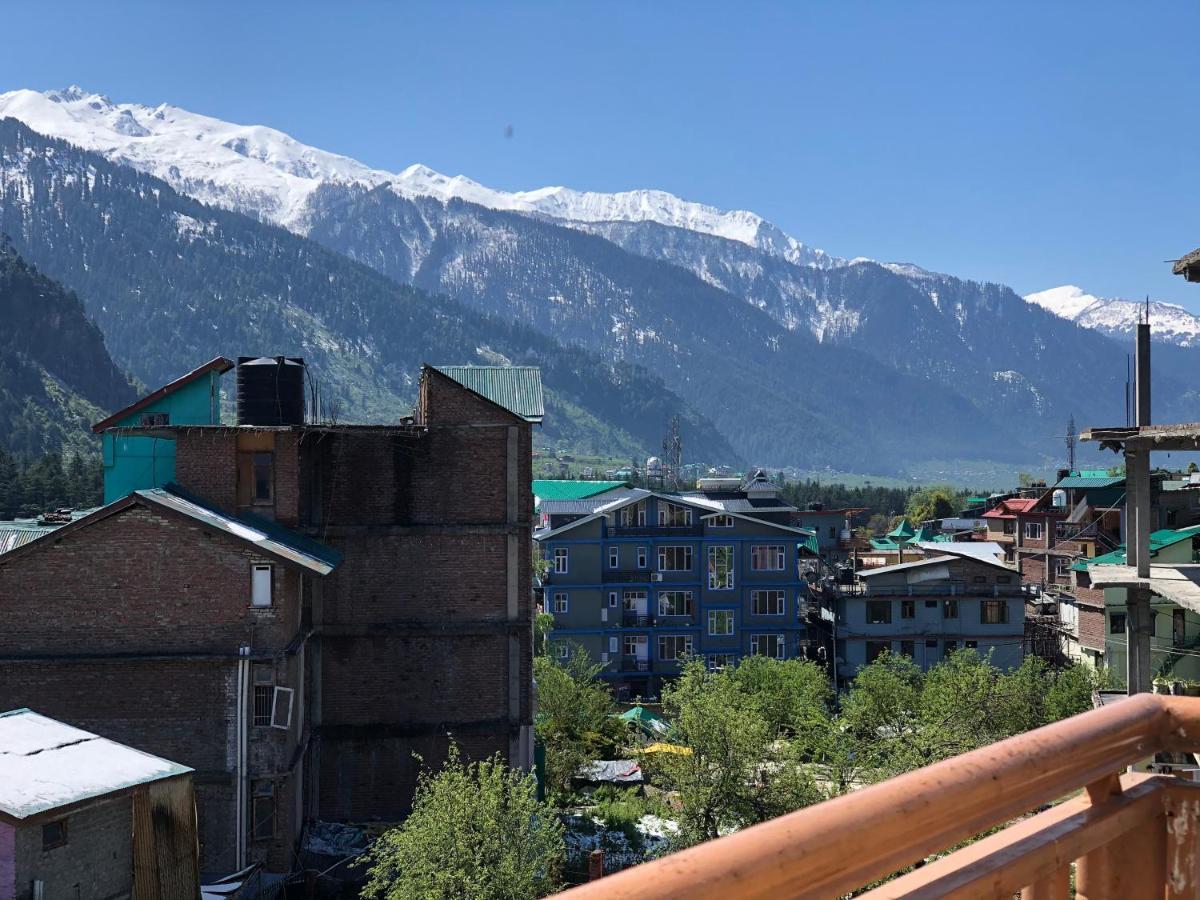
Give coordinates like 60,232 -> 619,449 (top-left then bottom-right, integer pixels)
236,644 -> 251,869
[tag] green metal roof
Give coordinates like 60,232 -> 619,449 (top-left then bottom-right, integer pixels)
798,534 -> 821,556
887,519 -> 916,539
1073,524 -> 1200,572
533,480 -> 629,501
433,365 -> 544,423
1056,474 -> 1125,489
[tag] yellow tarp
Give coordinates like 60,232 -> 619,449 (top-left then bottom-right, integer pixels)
643,742 -> 692,756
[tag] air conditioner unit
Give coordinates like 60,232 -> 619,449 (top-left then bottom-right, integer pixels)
651,572 -> 664,582
600,608 -> 608,622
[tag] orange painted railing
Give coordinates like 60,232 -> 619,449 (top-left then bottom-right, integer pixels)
558,693 -> 1200,899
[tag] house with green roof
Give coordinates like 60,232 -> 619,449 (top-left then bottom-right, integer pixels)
1075,525 -> 1200,684
533,480 -> 630,503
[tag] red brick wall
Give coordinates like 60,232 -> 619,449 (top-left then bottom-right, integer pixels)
1078,604 -> 1106,652
175,431 -> 238,511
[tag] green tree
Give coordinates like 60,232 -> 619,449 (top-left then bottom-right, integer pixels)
904,486 -> 961,524
729,656 -> 831,746
650,659 -> 821,846
533,648 -> 624,796
363,743 -> 565,900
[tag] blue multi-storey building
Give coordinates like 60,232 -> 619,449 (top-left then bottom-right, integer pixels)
534,471 -> 821,696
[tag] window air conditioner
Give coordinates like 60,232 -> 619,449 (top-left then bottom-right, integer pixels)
651,572 -> 664,582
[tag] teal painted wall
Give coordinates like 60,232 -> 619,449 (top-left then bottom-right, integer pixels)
101,373 -> 223,503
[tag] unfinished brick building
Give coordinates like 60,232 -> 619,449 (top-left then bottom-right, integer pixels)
0,358 -> 540,877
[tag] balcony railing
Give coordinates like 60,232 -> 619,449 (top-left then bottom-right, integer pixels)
621,612 -> 656,627
620,655 -> 651,673
558,693 -> 1200,899
859,583 -> 1036,598
610,524 -> 704,537
603,570 -> 657,583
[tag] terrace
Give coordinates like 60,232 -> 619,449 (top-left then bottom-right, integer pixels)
559,692 -> 1200,899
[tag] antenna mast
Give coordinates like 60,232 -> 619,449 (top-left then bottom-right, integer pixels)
1066,414 -> 1076,471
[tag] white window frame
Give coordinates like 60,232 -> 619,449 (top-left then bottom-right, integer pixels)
706,653 -> 736,670
657,635 -> 693,661
270,686 -> 294,730
708,609 -> 735,636
657,590 -> 693,617
636,546 -> 648,568
553,547 -> 569,574
623,634 -> 648,656
708,545 -> 735,590
752,633 -> 786,659
658,502 -> 693,527
553,592 -> 569,614
751,589 -> 786,616
658,545 -> 693,571
608,546 -> 619,569
710,514 -> 734,528
555,642 -> 570,660
1024,521 -> 1043,540
750,545 -> 786,572
608,636 -> 619,653
251,564 -> 273,608
608,591 -> 619,608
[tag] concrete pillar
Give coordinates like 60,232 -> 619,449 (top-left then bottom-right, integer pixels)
1136,321 -> 1151,428
1125,446 -> 1153,693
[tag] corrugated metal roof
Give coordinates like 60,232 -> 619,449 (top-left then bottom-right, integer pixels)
538,490 -> 642,515
1056,475 -> 1125,489
0,709 -> 192,820
1074,524 -> 1200,571
137,486 -> 341,574
433,365 -> 544,423
0,509 -> 97,556
533,480 -> 628,501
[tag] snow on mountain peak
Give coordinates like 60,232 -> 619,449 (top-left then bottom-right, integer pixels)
1025,285 -> 1200,348
0,86 -> 836,266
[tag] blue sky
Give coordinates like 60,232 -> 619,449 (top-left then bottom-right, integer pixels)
3,1 -> 1198,308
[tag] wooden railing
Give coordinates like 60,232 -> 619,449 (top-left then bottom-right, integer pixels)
557,693 -> 1200,899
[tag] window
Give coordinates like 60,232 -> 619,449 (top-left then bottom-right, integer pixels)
658,546 -> 693,571
623,635 -> 647,657
1175,609 -> 1186,647
553,592 -> 569,614
708,609 -> 735,635
980,600 -> 1008,625
271,686 -> 294,730
555,642 -> 570,660
752,590 -> 785,616
707,653 -> 736,670
636,547 -> 648,568
139,411 -> 169,426
553,548 -> 568,574
829,526 -> 837,539
708,545 -> 735,589
710,514 -> 734,528
41,819 -> 67,850
1003,520 -> 1016,535
972,575 -> 986,584
251,780 -> 275,840
867,600 -> 892,625
965,640 -> 978,650
996,575 -> 1012,584
866,640 -> 888,663
608,547 -> 619,569
658,635 -> 693,661
658,591 -> 693,617
1054,557 -> 1071,577
750,545 -> 786,572
944,599 -> 959,619
252,664 -> 274,727
1024,522 -> 1043,541
252,452 -> 273,504
1110,612 -> 1127,634
945,640 -> 958,654
607,591 -> 618,608
901,600 -> 915,619
925,639 -> 938,648
924,600 -> 938,608
608,636 -> 619,653
658,502 -> 693,526
899,640 -> 915,657
622,590 -> 647,610
251,564 -> 273,608
751,634 -> 786,659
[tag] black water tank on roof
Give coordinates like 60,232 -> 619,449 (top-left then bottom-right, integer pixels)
237,357 -> 306,426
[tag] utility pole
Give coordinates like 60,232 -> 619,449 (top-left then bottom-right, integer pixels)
1066,415 -> 1076,472
1126,304 -> 1153,694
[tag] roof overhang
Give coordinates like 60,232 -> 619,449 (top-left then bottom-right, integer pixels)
1082,423 -> 1200,453
1087,563 -> 1200,614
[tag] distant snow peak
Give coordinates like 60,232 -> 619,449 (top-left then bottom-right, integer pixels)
1025,285 -> 1200,348
0,86 -> 837,267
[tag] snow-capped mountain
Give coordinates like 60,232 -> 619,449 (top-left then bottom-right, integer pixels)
0,86 -> 837,266
1025,285 -> 1200,348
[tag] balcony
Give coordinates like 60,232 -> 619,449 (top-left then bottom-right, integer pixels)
558,693 -> 1200,899
859,583 -> 1036,598
621,612 -> 656,627
610,524 -> 704,537
620,655 -> 651,673
603,570 -> 656,584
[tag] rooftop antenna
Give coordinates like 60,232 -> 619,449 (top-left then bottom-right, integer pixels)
1066,414 -> 1077,471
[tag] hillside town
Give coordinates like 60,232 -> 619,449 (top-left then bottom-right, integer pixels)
5,6 -> 1200,897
